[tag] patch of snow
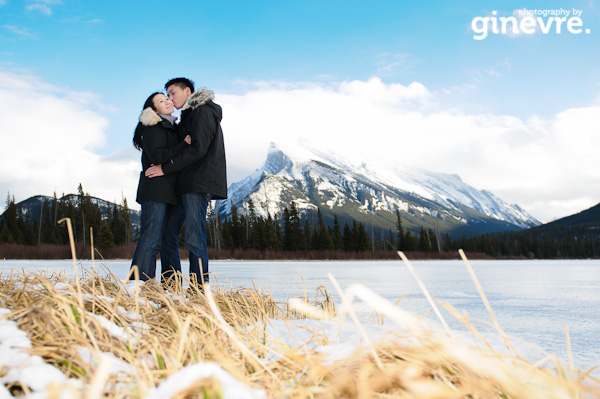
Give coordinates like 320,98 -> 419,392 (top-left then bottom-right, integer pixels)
86,311 -> 139,345
0,308 -> 82,396
145,362 -> 266,399
76,346 -> 136,377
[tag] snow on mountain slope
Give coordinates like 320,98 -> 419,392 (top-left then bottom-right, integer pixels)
222,142 -> 539,234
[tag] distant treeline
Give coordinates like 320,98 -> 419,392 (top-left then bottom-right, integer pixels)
210,201 -> 441,254
1,187 -> 599,259
0,185 -> 133,249
447,226 -> 600,259
217,203 -> 600,258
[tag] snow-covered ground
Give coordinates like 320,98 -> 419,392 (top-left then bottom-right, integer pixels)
0,258 -> 598,398
0,278 -> 531,399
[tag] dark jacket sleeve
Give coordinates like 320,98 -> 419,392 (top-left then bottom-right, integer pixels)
162,107 -> 216,175
142,125 -> 188,167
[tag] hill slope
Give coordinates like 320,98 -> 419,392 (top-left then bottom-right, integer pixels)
536,202 -> 600,230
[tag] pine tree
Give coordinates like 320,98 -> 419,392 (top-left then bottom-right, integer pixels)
396,209 -> 404,250
283,202 -> 305,251
77,183 -> 86,244
228,204 -> 244,248
442,233 -> 453,253
121,196 -> 132,244
342,222 -> 352,251
2,193 -> 18,243
310,222 -> 318,250
332,214 -> 344,250
40,199 -> 58,244
246,199 -> 257,248
356,222 -> 372,251
403,229 -> 415,251
259,213 -> 273,250
387,229 -> 396,250
273,214 -> 284,251
283,207 -> 291,250
110,203 -> 126,245
14,204 -> 27,244
0,219 -> 14,243
428,228 -> 439,253
97,222 -> 115,249
303,219 -> 312,250
419,226 -> 432,252
314,208 -> 334,250
207,202 -> 217,248
215,210 -> 223,249
253,213 -> 269,251
221,222 -> 235,249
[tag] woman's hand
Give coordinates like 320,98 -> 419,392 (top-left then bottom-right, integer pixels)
145,164 -> 164,178
184,135 -> 192,145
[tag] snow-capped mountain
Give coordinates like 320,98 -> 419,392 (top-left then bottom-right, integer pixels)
221,142 -> 540,237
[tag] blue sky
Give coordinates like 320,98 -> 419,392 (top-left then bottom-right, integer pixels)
0,0 -> 599,222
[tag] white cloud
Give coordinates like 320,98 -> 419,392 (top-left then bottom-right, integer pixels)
219,78 -> 600,222
0,70 -> 139,212
62,16 -> 105,26
339,77 -> 431,106
25,0 -> 62,16
83,18 -> 104,25
26,3 -> 51,16
2,25 -> 36,39
1,72 -> 597,223
374,52 -> 415,75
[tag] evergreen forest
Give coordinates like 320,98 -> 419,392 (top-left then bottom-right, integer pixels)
1,186 -> 599,259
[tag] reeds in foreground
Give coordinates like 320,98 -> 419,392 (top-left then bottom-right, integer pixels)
0,261 -> 597,398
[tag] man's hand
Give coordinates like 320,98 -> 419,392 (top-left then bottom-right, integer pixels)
145,164 -> 164,178
184,135 -> 192,145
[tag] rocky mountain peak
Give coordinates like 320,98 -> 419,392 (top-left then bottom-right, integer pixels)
220,142 -> 540,237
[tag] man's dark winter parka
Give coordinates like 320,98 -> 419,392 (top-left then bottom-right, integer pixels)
162,89 -> 228,200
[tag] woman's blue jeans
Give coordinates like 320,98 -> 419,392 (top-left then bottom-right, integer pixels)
130,200 -> 168,280
160,193 -> 211,287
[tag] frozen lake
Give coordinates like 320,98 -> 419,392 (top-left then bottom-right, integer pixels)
2,257 -> 599,373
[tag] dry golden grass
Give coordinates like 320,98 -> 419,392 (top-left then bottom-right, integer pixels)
0,262 -> 597,399
0,221 -> 597,398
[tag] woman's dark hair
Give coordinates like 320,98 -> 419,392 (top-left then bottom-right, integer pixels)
133,92 -> 161,151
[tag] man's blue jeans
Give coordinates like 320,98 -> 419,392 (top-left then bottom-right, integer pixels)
161,193 -> 211,286
130,200 -> 168,281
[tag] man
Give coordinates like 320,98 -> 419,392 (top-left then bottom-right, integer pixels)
145,77 -> 227,290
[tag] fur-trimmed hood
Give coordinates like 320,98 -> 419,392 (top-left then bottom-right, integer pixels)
139,107 -> 162,127
181,88 -> 215,112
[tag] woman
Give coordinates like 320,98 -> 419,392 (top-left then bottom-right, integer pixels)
130,92 -> 190,282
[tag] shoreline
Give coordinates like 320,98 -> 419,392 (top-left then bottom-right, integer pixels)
3,243 -> 596,261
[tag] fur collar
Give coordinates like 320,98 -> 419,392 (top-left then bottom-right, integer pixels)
139,107 -> 161,126
181,88 -> 215,112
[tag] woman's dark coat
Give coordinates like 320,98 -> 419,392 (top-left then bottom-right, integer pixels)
135,108 -> 187,205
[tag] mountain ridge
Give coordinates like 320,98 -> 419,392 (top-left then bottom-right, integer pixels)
2,142 -> 543,239
220,142 -> 540,238
0,194 -> 141,228
533,202 -> 600,230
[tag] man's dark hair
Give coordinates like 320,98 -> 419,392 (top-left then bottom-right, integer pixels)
165,77 -> 195,93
